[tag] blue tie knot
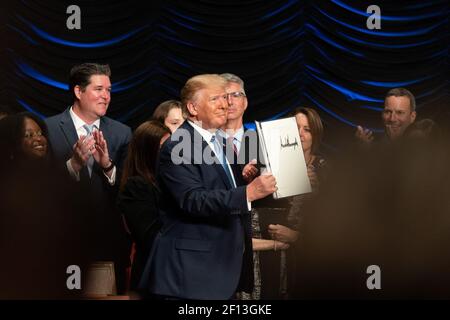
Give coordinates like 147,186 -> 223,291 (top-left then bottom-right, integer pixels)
83,124 -> 96,136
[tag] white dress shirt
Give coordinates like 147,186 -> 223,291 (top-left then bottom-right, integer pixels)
217,126 -> 244,154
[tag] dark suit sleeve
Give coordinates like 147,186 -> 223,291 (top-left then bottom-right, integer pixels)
159,143 -> 249,218
116,126 -> 132,170
111,126 -> 132,190
117,176 -> 160,249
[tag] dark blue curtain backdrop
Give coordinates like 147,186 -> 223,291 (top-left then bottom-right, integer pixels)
2,0 -> 449,149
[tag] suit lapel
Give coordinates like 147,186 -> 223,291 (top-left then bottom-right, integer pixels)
59,109 -> 79,154
99,117 -> 113,148
58,108 -> 90,180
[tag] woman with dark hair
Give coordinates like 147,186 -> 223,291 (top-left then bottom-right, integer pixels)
286,107 -> 325,191
246,107 -> 326,300
0,112 -> 98,298
271,107 -> 326,297
117,120 -> 171,292
0,112 -> 49,165
152,100 -> 186,133
268,107 -> 325,298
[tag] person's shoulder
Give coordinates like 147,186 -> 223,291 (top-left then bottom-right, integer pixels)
120,176 -> 157,200
102,116 -> 131,132
125,175 -> 149,188
160,134 -> 179,155
45,110 -> 66,125
163,121 -> 194,150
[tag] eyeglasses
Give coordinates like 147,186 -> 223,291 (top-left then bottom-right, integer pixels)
24,130 -> 43,139
227,92 -> 246,99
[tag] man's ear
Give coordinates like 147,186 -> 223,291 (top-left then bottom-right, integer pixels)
411,111 -> 417,123
186,102 -> 198,116
74,85 -> 82,100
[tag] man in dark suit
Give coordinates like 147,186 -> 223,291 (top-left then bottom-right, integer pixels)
139,74 -> 277,299
45,63 -> 132,294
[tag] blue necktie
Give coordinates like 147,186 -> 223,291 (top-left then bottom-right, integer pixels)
211,135 -> 235,188
83,124 -> 96,177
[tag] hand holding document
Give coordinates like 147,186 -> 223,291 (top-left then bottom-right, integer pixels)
246,173 -> 277,202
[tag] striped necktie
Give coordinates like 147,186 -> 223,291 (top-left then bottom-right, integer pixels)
83,124 -> 96,177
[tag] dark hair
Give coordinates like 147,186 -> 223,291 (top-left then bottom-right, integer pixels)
0,112 -> 49,163
120,120 -> 171,190
152,100 -> 186,123
69,63 -> 111,101
385,88 -> 416,112
287,107 -> 324,154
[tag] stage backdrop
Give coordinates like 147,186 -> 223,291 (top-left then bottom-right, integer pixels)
2,0 -> 449,151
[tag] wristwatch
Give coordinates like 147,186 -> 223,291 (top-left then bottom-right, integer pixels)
102,159 -> 114,172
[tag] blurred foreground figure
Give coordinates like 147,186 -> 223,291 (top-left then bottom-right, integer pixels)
0,112 -> 99,299
293,135 -> 450,299
0,162 -> 97,299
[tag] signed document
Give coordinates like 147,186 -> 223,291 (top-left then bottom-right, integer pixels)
256,117 -> 311,199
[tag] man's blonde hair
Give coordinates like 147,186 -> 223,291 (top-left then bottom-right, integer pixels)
180,74 -> 227,115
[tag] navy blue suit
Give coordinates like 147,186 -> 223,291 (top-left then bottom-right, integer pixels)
45,107 -> 132,293
139,121 -> 253,299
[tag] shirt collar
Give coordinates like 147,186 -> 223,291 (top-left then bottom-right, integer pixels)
188,120 -> 217,142
69,106 -> 100,131
233,127 -> 244,143
217,126 -> 244,143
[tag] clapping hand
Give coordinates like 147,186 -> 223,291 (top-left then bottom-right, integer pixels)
92,130 -> 111,169
70,135 -> 96,173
